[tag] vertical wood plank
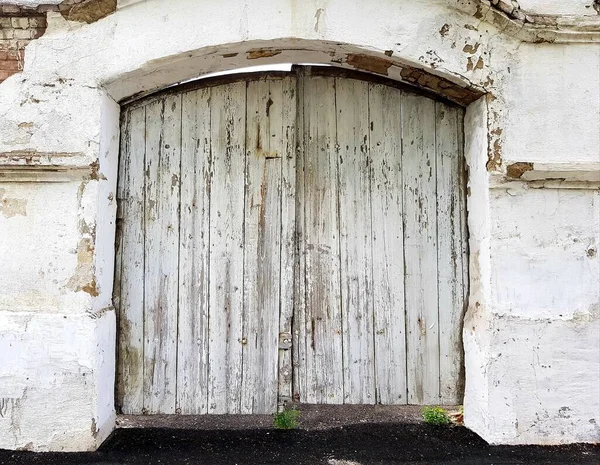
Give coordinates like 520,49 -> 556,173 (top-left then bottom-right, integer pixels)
278,76 -> 297,407
369,84 -> 408,405
117,106 -> 146,414
113,108 -> 127,326
293,70 -> 307,404
458,114 -> 469,402
402,93 -> 440,405
177,88 -> 212,414
335,78 -> 375,404
300,74 -> 344,404
241,78 -> 282,413
143,95 -> 181,414
114,107 -> 127,411
208,81 -> 246,414
436,103 -> 465,404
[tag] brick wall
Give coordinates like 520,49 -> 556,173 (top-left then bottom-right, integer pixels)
0,4 -> 51,84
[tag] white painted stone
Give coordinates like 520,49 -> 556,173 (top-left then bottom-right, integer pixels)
3,0 -> 61,5
504,44 -> 600,164
518,0 -> 594,16
0,0 -> 598,451
0,311 -> 115,451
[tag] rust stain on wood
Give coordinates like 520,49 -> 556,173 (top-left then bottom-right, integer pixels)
346,54 -> 392,75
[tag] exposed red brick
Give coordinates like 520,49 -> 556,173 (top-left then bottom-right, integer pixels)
0,6 -> 47,84
0,59 -> 21,72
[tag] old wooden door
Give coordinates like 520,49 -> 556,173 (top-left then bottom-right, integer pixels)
115,67 -> 467,415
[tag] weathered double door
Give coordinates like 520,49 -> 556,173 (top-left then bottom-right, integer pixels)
115,67 -> 467,415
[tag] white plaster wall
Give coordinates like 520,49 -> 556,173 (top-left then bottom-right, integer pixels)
485,187 -> 600,443
0,0 -> 598,451
504,44 -> 600,164
0,311 -> 114,451
2,0 -> 61,5
518,0 -> 596,15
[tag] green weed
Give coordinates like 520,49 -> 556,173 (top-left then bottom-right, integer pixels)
273,407 -> 300,429
422,406 -> 452,426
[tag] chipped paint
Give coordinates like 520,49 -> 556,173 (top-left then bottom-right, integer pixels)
506,162 -> 534,178
346,53 -> 392,75
439,23 -> 451,37
246,48 -> 282,59
66,237 -> 99,297
0,0 -> 599,454
0,189 -> 27,218
59,0 -> 117,24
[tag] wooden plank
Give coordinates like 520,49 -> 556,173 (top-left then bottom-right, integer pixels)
293,70 -> 307,405
402,93 -> 440,405
143,95 -> 181,414
241,78 -> 282,413
207,81 -> 246,414
458,109 -> 469,398
117,106 -> 147,414
436,103 -> 465,404
335,78 -> 375,404
176,88 -> 212,414
300,74 -> 344,404
434,103 -> 463,403
278,76 -> 297,408
368,83 -> 408,405
114,107 -> 127,411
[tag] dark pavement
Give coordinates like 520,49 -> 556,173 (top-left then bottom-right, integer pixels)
1,423 -> 598,465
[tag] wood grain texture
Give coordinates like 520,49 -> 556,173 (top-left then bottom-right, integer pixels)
116,70 -> 468,414
143,95 -> 181,414
177,88 -> 211,414
241,78 -> 282,413
117,107 -> 146,414
335,78 -> 375,404
300,74 -> 344,404
114,107 -> 127,411
436,103 -> 467,404
293,71 -> 308,404
368,83 -> 407,405
207,82 -> 246,414
402,93 -> 440,405
278,76 -> 297,407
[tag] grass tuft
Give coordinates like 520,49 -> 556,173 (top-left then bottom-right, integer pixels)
422,406 -> 452,426
273,407 -> 300,429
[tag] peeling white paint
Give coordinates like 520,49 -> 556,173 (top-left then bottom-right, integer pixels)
518,0 -> 594,16
0,311 -> 115,451
0,0 -> 599,452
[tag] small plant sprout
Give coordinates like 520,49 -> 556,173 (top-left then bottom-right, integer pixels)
422,406 -> 452,426
273,406 -> 300,429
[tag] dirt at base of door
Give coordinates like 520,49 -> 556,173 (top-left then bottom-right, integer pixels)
116,404 -> 459,431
